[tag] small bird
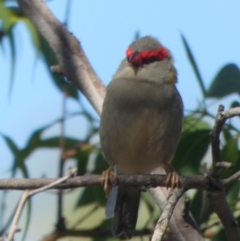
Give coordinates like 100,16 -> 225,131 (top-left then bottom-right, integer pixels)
100,36 -> 183,239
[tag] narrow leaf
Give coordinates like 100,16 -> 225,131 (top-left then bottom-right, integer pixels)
181,34 -> 206,97
7,26 -> 16,99
39,34 -> 79,100
173,129 -> 211,174
207,64 -> 240,98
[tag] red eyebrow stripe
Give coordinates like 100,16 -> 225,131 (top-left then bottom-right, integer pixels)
126,46 -> 169,66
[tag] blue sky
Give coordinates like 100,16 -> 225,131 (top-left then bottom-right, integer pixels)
0,1 -> 240,240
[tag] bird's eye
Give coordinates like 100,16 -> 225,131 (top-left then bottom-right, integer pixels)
127,51 -> 143,66
148,56 -> 158,63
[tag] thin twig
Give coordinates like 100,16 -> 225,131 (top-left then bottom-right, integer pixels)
210,105 -> 226,177
7,191 -> 29,241
6,168 -> 76,241
151,188 -> 184,241
221,107 -> 240,119
222,170 -> 240,185
30,168 -> 76,196
215,162 -> 233,169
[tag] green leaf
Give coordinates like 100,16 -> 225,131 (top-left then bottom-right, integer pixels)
220,137 -> 240,179
190,191 -> 213,224
231,100 -> 240,108
226,181 -> 240,206
221,138 -> 238,163
0,133 -> 19,156
76,186 -> 106,208
20,162 -> 29,177
181,34 -> 206,97
173,129 -> 211,174
93,220 -> 118,241
39,137 -> 80,149
76,147 -> 94,175
7,26 -> 16,98
23,119 -> 77,154
183,115 -> 211,133
207,64 -> 240,98
0,121 -> 63,177
0,3 -> 18,98
222,127 -> 233,142
141,192 -> 160,227
21,18 -> 41,51
0,133 -> 29,176
38,34 -> 79,100
0,2 -> 13,32
212,228 -> 226,241
93,152 -> 109,173
190,191 -> 201,223
22,121 -> 59,159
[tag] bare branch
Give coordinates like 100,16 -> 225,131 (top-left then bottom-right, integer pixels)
151,188 -> 184,241
209,187 -> 240,241
0,174 -> 220,192
210,105 -> 226,177
221,107 -> 240,119
150,187 -> 204,241
17,0 -> 106,114
222,170 -> 240,185
30,168 -> 76,195
210,106 -> 240,177
215,161 -> 233,169
6,169 -> 76,241
209,105 -> 240,241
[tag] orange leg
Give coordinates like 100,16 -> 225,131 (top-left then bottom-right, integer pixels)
102,165 -> 118,197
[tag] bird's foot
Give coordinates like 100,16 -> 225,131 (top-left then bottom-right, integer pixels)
166,171 -> 180,190
102,165 -> 118,197
163,162 -> 181,197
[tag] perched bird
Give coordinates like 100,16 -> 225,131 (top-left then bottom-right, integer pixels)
100,36 -> 183,239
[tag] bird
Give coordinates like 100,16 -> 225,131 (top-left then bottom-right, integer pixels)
99,36 -> 183,239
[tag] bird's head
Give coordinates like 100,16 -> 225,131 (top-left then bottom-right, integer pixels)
126,36 -> 169,67
113,36 -> 177,85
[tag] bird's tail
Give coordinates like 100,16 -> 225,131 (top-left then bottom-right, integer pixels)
106,186 -> 141,239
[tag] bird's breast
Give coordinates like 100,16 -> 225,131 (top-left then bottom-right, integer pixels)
100,78 -> 183,174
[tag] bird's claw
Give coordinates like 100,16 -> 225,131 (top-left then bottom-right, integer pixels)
102,165 -> 118,197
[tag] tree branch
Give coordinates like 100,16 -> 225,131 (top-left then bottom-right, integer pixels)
0,174 -> 220,192
17,0 -> 105,114
209,105 -> 240,241
210,105 -> 226,177
150,186 -> 204,241
151,188 -> 184,241
6,168 -> 77,241
223,170 -> 240,185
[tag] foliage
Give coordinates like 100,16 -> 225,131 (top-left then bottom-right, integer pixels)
1,1 -> 240,241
